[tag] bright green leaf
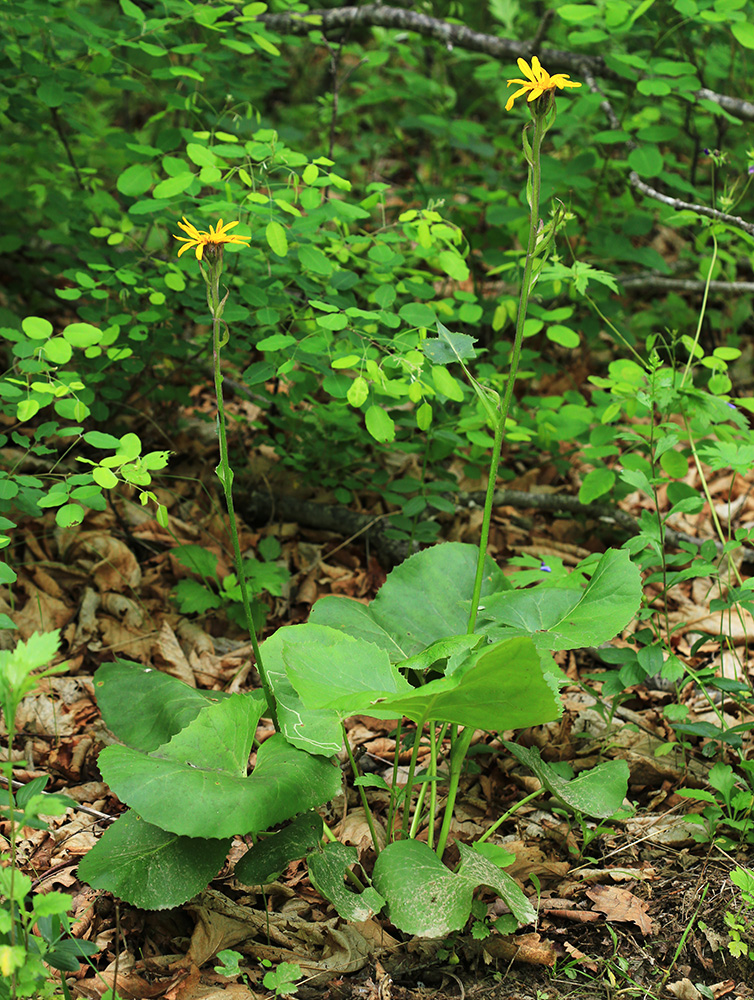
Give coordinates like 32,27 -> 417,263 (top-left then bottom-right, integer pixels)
266,220 -> 288,257
365,405 -> 395,443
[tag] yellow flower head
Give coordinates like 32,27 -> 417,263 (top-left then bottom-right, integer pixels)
505,56 -> 581,112
173,217 -> 251,260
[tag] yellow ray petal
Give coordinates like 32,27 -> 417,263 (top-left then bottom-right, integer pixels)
517,57 -> 535,82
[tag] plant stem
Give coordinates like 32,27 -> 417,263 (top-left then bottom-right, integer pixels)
343,724 -> 381,856
467,109 -> 548,635
441,105 -> 550,854
400,729 -> 424,840
475,788 -> 545,845
385,720 -> 402,843
4,762 -> 18,1000
408,779 -> 428,840
205,252 -> 277,729
426,722 -> 446,849
435,725 -> 474,857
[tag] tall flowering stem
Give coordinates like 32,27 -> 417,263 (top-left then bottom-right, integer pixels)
437,91 -> 559,859
466,99 -> 553,637
201,243 -> 278,729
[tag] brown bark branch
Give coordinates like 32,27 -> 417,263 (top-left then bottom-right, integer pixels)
579,67 -> 754,239
259,5 -> 754,122
617,274 -> 754,294
628,172 -> 754,237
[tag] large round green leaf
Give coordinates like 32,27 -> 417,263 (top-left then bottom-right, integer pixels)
262,627 -> 343,756
94,659 -> 231,752
284,631 -> 561,732
235,811 -> 323,886
309,542 -> 508,661
99,696 -> 341,839
371,840 -> 534,937
478,548 -> 642,651
78,810 -> 229,909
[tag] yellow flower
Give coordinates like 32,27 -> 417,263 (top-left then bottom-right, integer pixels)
505,56 -> 581,112
173,217 -> 251,260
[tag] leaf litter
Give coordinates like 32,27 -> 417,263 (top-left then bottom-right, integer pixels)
3,389 -> 754,1000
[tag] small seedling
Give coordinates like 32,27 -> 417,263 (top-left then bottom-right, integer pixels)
261,959 -> 303,997
677,763 -> 754,849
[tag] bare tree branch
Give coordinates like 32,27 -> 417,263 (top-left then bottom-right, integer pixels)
696,87 -> 754,121
628,173 -> 754,236
259,5 -> 754,122
618,274 -> 754,294
578,67 -> 754,238
260,4 -> 590,72
236,483 -> 752,567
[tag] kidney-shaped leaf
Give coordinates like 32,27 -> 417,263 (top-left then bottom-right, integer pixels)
94,659 -> 232,752
371,839 -> 534,937
309,543 -> 509,661
281,623 -> 411,714
235,811 -> 323,886
479,549 -> 642,650
503,741 -> 629,818
371,839 -> 472,937
374,638 -> 561,730
307,842 -> 386,922
286,636 -> 561,733
78,810 -> 230,910
99,695 -> 341,838
262,626 -> 343,756
456,842 -> 536,925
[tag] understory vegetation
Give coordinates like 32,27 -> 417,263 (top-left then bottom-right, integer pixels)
2,1 -> 754,998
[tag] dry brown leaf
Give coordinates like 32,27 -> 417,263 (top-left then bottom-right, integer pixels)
186,904 -> 264,968
350,918 -> 401,952
562,939 -> 598,972
576,865 -> 656,883
163,963 -> 202,1000
585,884 -> 655,935
708,981 -> 740,999
625,813 -> 700,847
338,808 -> 386,853
186,890 -> 371,981
50,814 -> 99,857
168,985 -> 257,1000
666,979 -> 703,1000
670,601 -> 754,643
74,533 -> 143,593
296,566 -> 319,604
484,931 -> 557,967
15,581 -> 75,638
153,621 -> 196,686
496,840 -> 571,882
32,864 -> 79,893
539,901 -> 600,923
71,587 -> 102,648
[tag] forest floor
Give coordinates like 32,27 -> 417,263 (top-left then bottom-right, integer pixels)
4,381 -> 754,1000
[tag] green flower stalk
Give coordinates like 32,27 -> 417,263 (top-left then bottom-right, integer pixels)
466,63 -> 573,636
436,61 -> 580,858
173,218 -> 278,729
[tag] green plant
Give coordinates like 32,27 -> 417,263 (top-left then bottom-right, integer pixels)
261,959 -> 303,997
723,866 -> 754,960
0,315 -> 171,632
0,632 -> 99,999
215,950 -> 303,998
676,762 -> 754,849
79,57 -> 643,943
171,540 -> 289,632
